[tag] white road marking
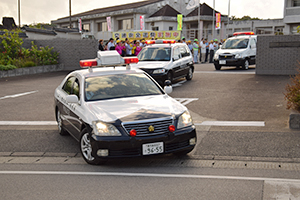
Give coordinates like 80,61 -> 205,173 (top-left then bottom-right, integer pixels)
0,171 -> 299,183
0,90 -> 38,100
174,98 -> 199,106
196,121 -> 265,127
0,121 -> 57,125
194,71 -> 255,75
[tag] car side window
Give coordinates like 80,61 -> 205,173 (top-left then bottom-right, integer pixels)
63,76 -> 80,99
173,47 -> 181,60
63,77 -> 75,95
73,79 -> 80,99
250,39 -> 256,48
179,46 -> 188,58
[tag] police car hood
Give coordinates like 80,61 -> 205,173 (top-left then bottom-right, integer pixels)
87,95 -> 186,123
217,48 -> 247,55
132,62 -> 169,69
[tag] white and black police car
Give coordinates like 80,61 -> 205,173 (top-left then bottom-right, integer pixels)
54,51 -> 197,165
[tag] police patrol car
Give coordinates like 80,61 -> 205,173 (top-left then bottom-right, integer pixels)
133,40 -> 194,85
54,51 -> 197,165
213,32 -> 257,70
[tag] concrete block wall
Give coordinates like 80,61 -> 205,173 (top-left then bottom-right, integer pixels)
256,35 -> 300,75
23,38 -> 98,71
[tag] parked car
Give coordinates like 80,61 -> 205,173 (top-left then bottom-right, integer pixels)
132,40 -> 194,85
213,32 -> 257,70
54,51 -> 197,165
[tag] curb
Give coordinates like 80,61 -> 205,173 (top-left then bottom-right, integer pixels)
0,64 -> 64,79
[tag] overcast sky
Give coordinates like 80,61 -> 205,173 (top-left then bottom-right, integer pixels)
0,0 -> 284,25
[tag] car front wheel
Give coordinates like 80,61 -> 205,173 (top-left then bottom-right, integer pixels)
80,128 -> 106,165
214,64 -> 221,70
186,67 -> 193,81
166,71 -> 173,83
242,59 -> 249,70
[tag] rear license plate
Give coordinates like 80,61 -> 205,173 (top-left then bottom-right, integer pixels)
142,142 -> 164,155
219,60 -> 226,64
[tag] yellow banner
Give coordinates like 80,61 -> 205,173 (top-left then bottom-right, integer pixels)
113,31 -> 181,41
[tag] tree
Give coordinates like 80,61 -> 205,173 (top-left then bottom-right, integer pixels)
231,15 -> 261,21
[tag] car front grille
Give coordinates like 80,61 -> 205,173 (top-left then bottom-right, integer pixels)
219,55 -> 235,60
122,118 -> 173,136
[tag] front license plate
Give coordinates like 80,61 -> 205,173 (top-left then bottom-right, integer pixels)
219,60 -> 226,64
142,142 -> 164,155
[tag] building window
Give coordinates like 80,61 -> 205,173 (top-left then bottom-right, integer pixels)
98,22 -> 107,32
169,26 -> 173,31
291,25 -> 300,34
118,19 -> 133,30
83,24 -> 90,32
293,0 -> 300,6
152,27 -> 159,31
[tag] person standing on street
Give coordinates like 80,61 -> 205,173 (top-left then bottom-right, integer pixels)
107,38 -> 115,50
209,40 -> 215,63
98,39 -> 105,51
193,39 -> 199,64
200,39 -> 207,63
125,39 -> 133,56
205,39 -> 209,62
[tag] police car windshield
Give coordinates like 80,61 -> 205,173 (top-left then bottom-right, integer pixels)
221,38 -> 249,49
138,47 -> 171,61
84,73 -> 163,101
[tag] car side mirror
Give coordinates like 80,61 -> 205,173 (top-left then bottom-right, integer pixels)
164,80 -> 172,94
66,95 -> 79,103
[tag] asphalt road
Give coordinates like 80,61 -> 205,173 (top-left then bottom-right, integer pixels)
0,63 -> 297,160
1,64 -> 300,199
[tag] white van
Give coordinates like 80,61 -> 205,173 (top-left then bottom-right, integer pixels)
213,32 -> 257,70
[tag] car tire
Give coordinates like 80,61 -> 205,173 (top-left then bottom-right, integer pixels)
242,59 -> 249,70
174,147 -> 194,156
186,67 -> 193,81
214,64 -> 221,70
80,128 -> 106,165
167,71 -> 173,83
56,109 -> 68,136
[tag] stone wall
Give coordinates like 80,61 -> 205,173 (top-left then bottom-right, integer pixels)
256,35 -> 300,75
23,38 -> 98,71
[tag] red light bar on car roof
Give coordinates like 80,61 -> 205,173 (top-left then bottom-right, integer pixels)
79,59 -> 98,67
145,40 -> 176,45
124,57 -> 139,64
233,32 -> 255,36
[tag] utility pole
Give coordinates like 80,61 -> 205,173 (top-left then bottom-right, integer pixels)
18,0 -> 21,27
212,0 -> 215,40
69,0 -> 72,28
198,0 -> 200,40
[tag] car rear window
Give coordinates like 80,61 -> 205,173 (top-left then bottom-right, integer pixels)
84,73 -> 163,101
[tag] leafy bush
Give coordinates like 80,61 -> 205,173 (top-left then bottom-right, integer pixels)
0,64 -> 17,71
285,63 -> 300,111
0,30 -> 59,70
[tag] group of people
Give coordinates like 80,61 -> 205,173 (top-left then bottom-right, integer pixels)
98,38 -> 147,56
186,38 -> 225,64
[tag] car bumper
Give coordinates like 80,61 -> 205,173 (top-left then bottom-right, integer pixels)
90,126 -> 196,159
214,58 -> 245,66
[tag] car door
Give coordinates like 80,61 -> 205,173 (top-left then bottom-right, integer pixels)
179,45 -> 191,77
60,75 -> 82,139
172,47 -> 183,79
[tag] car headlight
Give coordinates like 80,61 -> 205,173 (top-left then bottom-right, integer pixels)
214,53 -> 219,60
92,121 -> 121,136
177,111 -> 193,129
235,54 -> 242,58
153,69 -> 166,74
